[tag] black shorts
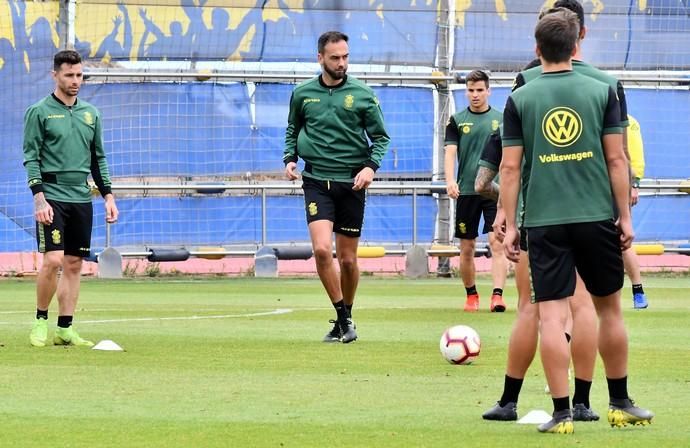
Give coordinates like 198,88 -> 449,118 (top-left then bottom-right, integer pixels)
519,227 -> 528,252
36,200 -> 93,257
455,195 -> 497,239
526,220 -> 624,302
302,176 -> 365,238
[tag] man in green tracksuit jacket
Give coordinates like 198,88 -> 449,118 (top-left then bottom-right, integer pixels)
23,50 -> 119,348
283,31 -> 390,344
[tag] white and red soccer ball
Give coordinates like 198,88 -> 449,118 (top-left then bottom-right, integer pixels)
439,325 -> 481,365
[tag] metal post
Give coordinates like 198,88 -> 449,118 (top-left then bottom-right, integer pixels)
412,188 -> 418,246
261,187 -> 267,246
105,221 -> 111,247
434,0 -> 454,277
58,0 -> 76,50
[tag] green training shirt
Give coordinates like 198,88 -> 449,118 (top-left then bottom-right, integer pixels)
23,94 -> 112,203
283,75 -> 390,181
514,59 -> 629,127
502,70 -> 622,227
444,107 -> 503,195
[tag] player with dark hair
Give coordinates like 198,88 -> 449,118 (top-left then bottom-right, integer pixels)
482,0 -> 638,423
24,50 -> 118,347
526,19 -> 648,311
284,31 -> 390,343
478,103 -> 598,425
444,70 -> 508,313
500,9 -> 653,433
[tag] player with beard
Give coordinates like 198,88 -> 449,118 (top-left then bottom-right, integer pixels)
24,50 -> 118,347
284,31 -> 390,343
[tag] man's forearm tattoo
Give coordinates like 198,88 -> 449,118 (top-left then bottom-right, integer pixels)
475,166 -> 500,201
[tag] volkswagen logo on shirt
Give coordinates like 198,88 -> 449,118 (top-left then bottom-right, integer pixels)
542,107 -> 582,147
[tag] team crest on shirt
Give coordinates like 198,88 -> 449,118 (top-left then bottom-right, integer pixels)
542,107 -> 583,147
308,202 -> 318,216
344,94 -> 354,109
51,229 -> 61,244
462,125 -> 471,134
492,120 -> 499,131
83,111 -> 94,125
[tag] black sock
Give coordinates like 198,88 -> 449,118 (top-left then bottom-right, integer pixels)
573,378 -> 592,408
499,375 -> 523,406
632,284 -> 644,295
332,300 -> 348,323
345,303 -> 353,319
607,376 -> 629,400
565,332 -> 572,343
465,285 -> 477,295
36,309 -> 48,320
553,396 -> 570,413
492,288 -> 503,296
57,315 -> 73,329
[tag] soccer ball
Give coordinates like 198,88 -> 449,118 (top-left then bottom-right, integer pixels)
439,325 -> 481,365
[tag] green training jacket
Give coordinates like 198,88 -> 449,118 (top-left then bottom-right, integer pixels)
23,94 -> 112,203
283,75 -> 390,181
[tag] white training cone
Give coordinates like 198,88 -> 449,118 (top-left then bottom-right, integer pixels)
517,410 -> 552,424
92,340 -> 124,351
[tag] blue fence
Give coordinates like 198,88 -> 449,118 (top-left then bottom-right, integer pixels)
2,1 -> 689,69
0,0 -> 688,253
0,193 -> 438,252
454,0 -> 690,70
78,83 -> 434,177
1,80 -> 688,251
455,86 -> 690,179
452,85 -> 689,243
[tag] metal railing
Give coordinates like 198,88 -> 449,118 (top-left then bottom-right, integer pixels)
84,69 -> 690,86
107,181 -> 441,248
104,180 -> 689,250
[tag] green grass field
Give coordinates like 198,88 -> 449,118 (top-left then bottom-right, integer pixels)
1,275 -> 687,447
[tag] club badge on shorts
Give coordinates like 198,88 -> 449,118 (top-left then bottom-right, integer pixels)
308,202 -> 318,216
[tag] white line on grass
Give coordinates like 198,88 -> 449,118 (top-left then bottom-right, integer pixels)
79,308 -> 293,324
0,308 -> 237,314
0,309 -> 293,325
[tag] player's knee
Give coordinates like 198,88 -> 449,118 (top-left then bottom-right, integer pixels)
489,238 -> 504,254
539,307 -> 568,328
460,240 -> 475,258
63,256 -> 83,274
41,252 -> 64,272
517,299 -> 538,318
569,299 -> 596,318
592,298 -> 622,320
339,256 -> 357,273
312,245 -> 332,264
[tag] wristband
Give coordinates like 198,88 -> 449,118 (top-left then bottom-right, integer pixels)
632,177 -> 640,189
